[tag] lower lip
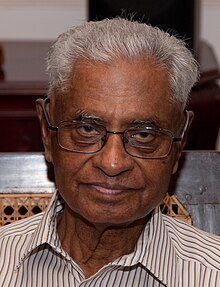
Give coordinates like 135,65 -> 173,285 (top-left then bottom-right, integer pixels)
93,185 -> 124,195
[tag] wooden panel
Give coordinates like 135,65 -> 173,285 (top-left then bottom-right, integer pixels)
0,42 -> 49,151
0,152 -> 55,194
0,151 -> 220,234
1,41 -> 220,151
0,89 -> 46,151
169,151 -> 220,235
169,151 -> 220,204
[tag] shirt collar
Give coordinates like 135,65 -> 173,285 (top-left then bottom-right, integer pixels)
113,207 -> 178,286
144,207 -> 178,286
18,190 -> 64,267
18,192 -> 178,286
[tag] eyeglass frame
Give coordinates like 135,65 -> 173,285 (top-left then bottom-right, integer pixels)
42,97 -> 190,159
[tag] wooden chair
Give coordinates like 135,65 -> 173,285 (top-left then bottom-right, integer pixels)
0,151 -> 219,236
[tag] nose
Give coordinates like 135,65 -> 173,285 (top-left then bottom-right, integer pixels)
92,133 -> 134,176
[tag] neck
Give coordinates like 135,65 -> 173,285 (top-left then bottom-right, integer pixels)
57,205 -> 150,278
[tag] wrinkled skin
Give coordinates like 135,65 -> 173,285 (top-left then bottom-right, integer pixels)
36,58 -> 192,277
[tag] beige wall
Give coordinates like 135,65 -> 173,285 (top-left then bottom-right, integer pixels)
201,0 -> 220,67
0,0 -> 87,40
0,0 -> 219,66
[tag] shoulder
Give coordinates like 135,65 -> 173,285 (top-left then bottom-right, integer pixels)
162,214 -> 220,270
0,213 -> 44,278
0,212 -> 43,239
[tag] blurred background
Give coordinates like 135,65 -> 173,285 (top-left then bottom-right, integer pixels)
0,0 -> 219,152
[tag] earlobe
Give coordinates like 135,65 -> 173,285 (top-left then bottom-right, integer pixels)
172,159 -> 179,174
180,110 -> 194,151
172,144 -> 182,174
172,110 -> 194,175
35,98 -> 52,163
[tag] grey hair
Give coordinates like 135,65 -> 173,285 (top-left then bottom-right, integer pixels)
47,18 -> 199,106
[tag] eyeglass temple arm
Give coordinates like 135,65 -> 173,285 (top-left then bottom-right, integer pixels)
42,98 -> 58,132
172,110 -> 190,142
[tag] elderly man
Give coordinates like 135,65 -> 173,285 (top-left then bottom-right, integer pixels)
1,18 -> 220,286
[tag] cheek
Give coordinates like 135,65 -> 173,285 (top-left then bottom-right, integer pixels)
140,159 -> 175,204
52,153 -> 91,217
50,139 -> 178,224
51,147 -> 88,194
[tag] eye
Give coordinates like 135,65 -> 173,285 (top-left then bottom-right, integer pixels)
76,123 -> 101,137
131,130 -> 157,143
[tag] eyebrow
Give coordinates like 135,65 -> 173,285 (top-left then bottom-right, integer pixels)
132,118 -> 163,128
72,111 -> 165,128
133,119 -> 156,125
73,111 -> 103,122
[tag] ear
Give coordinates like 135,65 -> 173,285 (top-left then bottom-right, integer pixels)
35,98 -> 52,163
172,111 -> 194,174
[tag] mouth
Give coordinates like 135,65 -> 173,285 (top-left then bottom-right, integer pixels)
87,183 -> 139,195
92,185 -> 124,195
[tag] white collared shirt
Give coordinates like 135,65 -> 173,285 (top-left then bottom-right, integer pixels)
1,191 -> 220,287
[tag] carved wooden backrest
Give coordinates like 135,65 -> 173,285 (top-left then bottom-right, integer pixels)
0,151 -> 219,235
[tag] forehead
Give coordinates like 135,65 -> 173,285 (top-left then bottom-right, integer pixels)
54,58 -> 177,127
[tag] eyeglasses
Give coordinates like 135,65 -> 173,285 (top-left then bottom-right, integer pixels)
42,98 -> 190,159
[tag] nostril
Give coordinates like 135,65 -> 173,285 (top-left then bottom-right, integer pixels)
92,134 -> 134,177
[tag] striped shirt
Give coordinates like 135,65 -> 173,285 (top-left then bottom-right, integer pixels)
1,191 -> 220,287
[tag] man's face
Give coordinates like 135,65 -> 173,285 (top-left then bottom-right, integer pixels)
46,58 -> 183,227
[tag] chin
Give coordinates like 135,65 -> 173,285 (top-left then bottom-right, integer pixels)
79,209 -> 148,228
